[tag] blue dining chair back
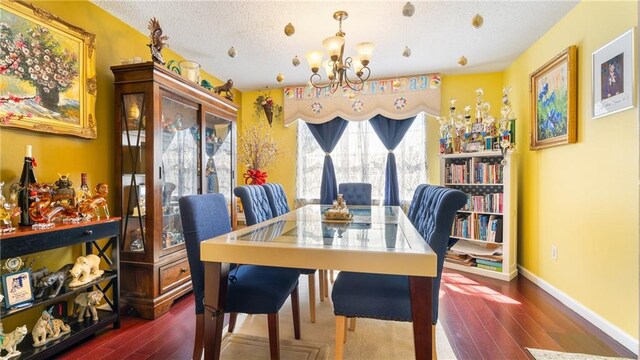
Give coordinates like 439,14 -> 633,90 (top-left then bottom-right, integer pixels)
179,193 -> 301,360
234,185 -> 273,226
263,183 -> 290,216
407,184 -> 428,226
338,183 -> 372,206
261,183 -> 322,322
330,185 -> 466,359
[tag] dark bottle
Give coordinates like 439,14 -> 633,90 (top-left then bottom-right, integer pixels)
18,145 -> 37,226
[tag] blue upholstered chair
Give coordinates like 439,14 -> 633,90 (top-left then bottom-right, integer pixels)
330,185 -> 466,359
179,193 -> 301,360
233,185 -> 274,225
338,183 -> 372,206
237,184 -> 321,323
407,183 -> 428,226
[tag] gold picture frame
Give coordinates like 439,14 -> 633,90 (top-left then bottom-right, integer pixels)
0,0 -> 97,139
529,46 -> 577,150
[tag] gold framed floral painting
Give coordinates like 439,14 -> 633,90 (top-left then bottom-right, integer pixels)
529,46 -> 577,150
0,0 -> 97,139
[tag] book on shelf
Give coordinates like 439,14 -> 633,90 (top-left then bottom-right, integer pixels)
476,263 -> 503,272
445,252 -> 474,266
487,216 -> 503,243
475,258 -> 503,268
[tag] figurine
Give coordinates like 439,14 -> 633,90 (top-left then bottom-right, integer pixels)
147,17 -> 168,65
333,194 -> 348,211
325,194 -> 352,220
69,254 -> 104,287
30,266 -> 49,290
32,309 -> 71,347
34,264 -> 72,299
213,79 -> 234,101
0,325 -> 27,359
52,174 -> 76,208
74,290 -> 104,322
78,183 -> 110,220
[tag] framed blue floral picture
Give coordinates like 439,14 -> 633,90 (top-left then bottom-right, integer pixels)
529,46 -> 577,149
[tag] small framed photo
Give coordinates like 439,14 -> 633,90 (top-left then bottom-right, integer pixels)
2,270 -> 34,308
465,141 -> 483,152
471,123 -> 484,133
592,28 -> 635,118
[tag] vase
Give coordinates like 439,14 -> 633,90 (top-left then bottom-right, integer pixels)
36,85 -> 60,111
262,104 -> 273,127
179,60 -> 201,83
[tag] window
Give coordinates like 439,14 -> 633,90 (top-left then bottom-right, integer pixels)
296,113 -> 427,206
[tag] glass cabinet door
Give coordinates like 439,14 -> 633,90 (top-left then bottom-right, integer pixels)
160,96 -> 200,251
121,93 -> 147,254
204,113 -> 232,213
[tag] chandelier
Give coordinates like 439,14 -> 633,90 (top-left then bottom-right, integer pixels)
305,11 -> 374,93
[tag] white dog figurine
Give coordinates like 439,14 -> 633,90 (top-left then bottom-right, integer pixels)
69,254 -> 104,287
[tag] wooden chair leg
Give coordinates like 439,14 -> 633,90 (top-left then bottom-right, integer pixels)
433,324 -> 437,360
330,269 -> 335,283
228,312 -> 238,333
335,316 -> 346,360
319,270 -> 326,301
343,317 -> 348,344
323,270 -> 329,299
267,313 -> 280,360
348,318 -> 356,331
308,273 -> 316,323
291,285 -> 301,339
193,313 -> 204,360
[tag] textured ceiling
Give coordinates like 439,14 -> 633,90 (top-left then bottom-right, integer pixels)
93,0 -> 578,92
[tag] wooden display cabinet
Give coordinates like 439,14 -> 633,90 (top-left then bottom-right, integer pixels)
112,62 -> 237,319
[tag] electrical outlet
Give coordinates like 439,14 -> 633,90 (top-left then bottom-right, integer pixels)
551,245 -> 558,261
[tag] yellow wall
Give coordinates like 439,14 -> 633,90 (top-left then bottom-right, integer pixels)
504,0 -> 638,339
429,72 -> 504,184
0,0 -> 238,329
237,89 -> 298,209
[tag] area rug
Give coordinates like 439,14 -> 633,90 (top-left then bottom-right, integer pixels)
227,277 -> 456,360
221,333 -> 328,360
526,348 -> 634,360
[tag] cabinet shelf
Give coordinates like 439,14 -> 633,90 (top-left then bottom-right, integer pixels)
445,183 -> 503,186
13,310 -> 117,360
440,151 -> 517,281
1,271 -> 117,317
113,61 -> 238,319
0,219 -> 120,359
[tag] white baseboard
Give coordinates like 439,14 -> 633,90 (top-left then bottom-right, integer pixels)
518,265 -> 638,355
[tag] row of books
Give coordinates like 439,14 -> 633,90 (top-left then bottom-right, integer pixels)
463,193 -> 504,213
451,214 -> 503,243
445,160 -> 504,184
445,161 -> 471,184
473,162 -> 504,184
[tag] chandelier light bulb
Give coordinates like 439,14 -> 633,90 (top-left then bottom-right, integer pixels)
284,22 -> 295,36
276,73 -> 285,83
292,55 -> 301,67
457,56 -> 468,67
402,2 -> 415,17
402,46 -> 412,57
472,14 -> 484,29
305,51 -> 323,73
228,46 -> 237,58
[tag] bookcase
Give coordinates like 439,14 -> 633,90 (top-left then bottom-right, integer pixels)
440,151 -> 517,281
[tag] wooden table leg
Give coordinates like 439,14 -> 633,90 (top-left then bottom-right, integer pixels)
409,276 -> 433,360
203,262 -> 229,360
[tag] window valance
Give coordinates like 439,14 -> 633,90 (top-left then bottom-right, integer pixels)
283,74 -> 441,126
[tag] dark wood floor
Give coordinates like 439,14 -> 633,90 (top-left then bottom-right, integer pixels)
59,269 -> 635,360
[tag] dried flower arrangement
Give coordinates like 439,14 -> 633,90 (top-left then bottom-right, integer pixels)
254,94 -> 283,127
238,124 -> 280,184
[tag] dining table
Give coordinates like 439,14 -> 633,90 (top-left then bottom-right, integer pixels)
200,204 -> 438,360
